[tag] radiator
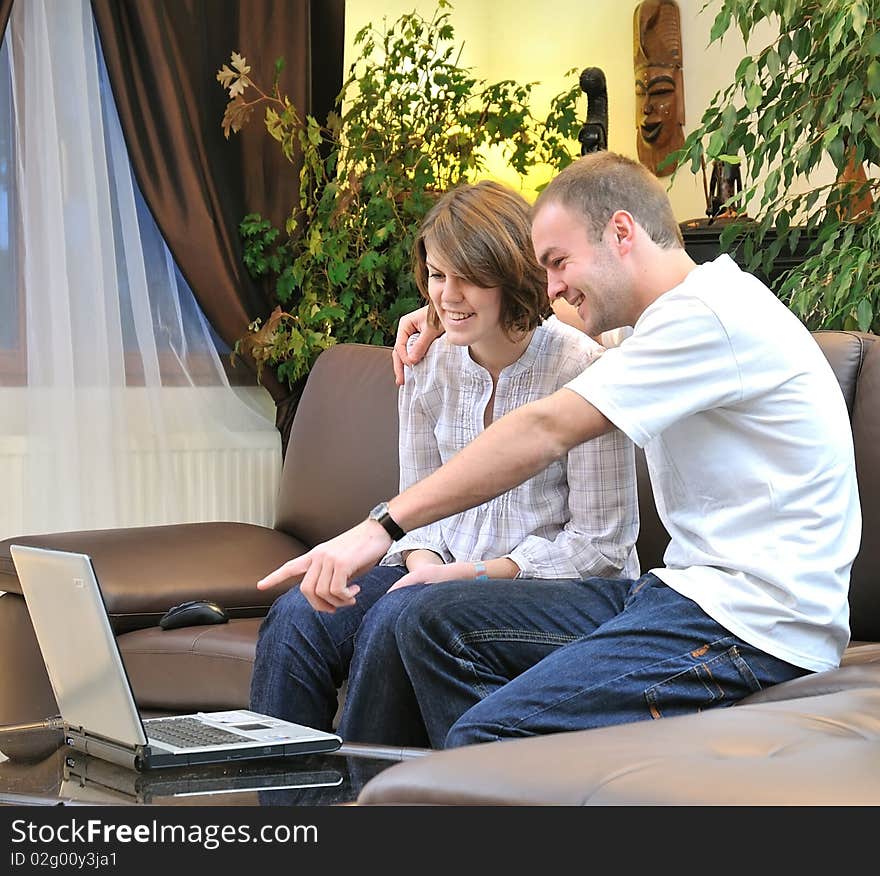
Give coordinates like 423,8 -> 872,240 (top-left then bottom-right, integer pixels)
0,436 -> 26,541
124,439 -> 282,528
0,434 -> 282,540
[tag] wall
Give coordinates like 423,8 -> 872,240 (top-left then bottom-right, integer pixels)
343,0 -> 835,222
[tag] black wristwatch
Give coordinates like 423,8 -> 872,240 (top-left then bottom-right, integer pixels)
368,501 -> 406,541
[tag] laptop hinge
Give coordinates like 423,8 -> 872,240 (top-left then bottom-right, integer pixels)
64,727 -> 143,770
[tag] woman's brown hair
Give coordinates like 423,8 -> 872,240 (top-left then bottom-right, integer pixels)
412,180 -> 551,335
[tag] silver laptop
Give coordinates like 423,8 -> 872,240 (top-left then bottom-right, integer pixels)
10,544 -> 342,771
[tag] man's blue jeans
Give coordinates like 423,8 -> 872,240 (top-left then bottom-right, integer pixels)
249,564 -> 430,746
394,572 -> 811,748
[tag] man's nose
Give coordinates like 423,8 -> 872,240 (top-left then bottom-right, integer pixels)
546,275 -> 566,302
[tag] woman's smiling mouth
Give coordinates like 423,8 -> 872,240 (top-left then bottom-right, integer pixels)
445,311 -> 476,323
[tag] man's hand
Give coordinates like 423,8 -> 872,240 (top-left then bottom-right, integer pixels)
388,560 -> 481,591
256,520 -> 392,613
392,306 -> 443,386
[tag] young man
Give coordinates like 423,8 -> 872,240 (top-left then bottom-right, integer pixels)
257,151 -> 860,749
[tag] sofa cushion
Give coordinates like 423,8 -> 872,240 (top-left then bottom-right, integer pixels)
118,618 -> 263,711
0,523 -> 306,633
357,686 -> 880,805
850,338 -> 880,642
274,343 -> 401,546
119,617 -> 349,724
812,329 -> 877,414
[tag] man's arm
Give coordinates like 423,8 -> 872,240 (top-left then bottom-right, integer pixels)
387,388 -> 612,529
257,389 -> 613,607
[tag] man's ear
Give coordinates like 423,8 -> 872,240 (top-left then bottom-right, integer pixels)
609,210 -> 636,253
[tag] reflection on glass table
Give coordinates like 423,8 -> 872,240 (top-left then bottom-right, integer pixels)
0,730 -> 428,806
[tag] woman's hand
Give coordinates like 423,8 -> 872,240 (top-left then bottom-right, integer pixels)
404,548 -> 445,572
388,560 -> 483,591
392,306 -> 443,386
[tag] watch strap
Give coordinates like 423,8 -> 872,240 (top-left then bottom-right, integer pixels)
370,502 -> 406,541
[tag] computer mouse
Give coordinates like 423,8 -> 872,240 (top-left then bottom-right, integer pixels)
159,599 -> 229,631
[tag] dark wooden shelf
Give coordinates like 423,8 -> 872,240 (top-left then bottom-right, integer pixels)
680,218 -> 817,292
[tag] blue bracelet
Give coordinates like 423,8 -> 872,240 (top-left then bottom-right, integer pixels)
473,561 -> 488,581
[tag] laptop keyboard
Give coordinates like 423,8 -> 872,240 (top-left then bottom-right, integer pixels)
145,717 -> 250,749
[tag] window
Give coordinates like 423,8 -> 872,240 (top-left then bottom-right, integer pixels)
0,0 -> 280,539
0,15 -> 241,388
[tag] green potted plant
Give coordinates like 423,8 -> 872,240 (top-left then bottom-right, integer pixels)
217,1 -> 582,390
675,0 -> 880,332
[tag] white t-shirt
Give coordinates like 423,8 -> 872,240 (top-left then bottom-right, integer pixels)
565,254 -> 860,672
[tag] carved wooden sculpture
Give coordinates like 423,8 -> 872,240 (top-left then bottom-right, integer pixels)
578,67 -> 608,155
835,147 -> 874,221
706,158 -> 743,221
633,0 -> 684,176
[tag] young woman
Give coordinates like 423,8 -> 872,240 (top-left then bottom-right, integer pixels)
249,180 -> 639,746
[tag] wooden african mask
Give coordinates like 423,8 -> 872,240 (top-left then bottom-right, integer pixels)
633,0 -> 684,177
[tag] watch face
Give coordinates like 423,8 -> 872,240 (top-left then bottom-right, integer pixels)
369,503 -> 386,519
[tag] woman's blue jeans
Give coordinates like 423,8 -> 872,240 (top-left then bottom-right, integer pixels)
249,564 -> 430,746
393,572 -> 811,749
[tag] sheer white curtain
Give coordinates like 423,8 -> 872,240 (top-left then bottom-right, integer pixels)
0,0 -> 281,540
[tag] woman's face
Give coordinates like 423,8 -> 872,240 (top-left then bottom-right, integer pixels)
425,247 -> 503,348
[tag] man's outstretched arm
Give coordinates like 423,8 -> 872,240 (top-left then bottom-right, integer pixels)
257,388 -> 613,610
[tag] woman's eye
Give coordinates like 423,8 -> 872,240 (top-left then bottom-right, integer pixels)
428,272 -> 443,280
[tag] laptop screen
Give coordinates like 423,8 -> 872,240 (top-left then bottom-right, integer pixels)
10,544 -> 149,749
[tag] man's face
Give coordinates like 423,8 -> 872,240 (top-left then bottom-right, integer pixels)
635,66 -> 681,155
531,202 -> 633,338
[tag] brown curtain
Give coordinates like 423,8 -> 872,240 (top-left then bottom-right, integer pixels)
0,0 -> 12,40
90,0 -> 345,410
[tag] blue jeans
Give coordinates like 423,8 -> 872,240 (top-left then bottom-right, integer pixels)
394,573 -> 810,749
249,564 -> 430,746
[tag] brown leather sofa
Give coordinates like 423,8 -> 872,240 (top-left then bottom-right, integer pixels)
2,332 -> 879,804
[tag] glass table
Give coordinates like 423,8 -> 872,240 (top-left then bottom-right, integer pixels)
0,727 -> 428,806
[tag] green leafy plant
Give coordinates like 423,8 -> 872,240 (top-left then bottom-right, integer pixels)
217,1 -> 582,388
676,0 -> 880,332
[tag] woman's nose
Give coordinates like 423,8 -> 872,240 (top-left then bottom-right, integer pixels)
442,276 -> 463,301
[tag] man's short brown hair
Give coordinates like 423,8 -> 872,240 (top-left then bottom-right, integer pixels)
413,180 -> 551,335
534,151 -> 684,248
